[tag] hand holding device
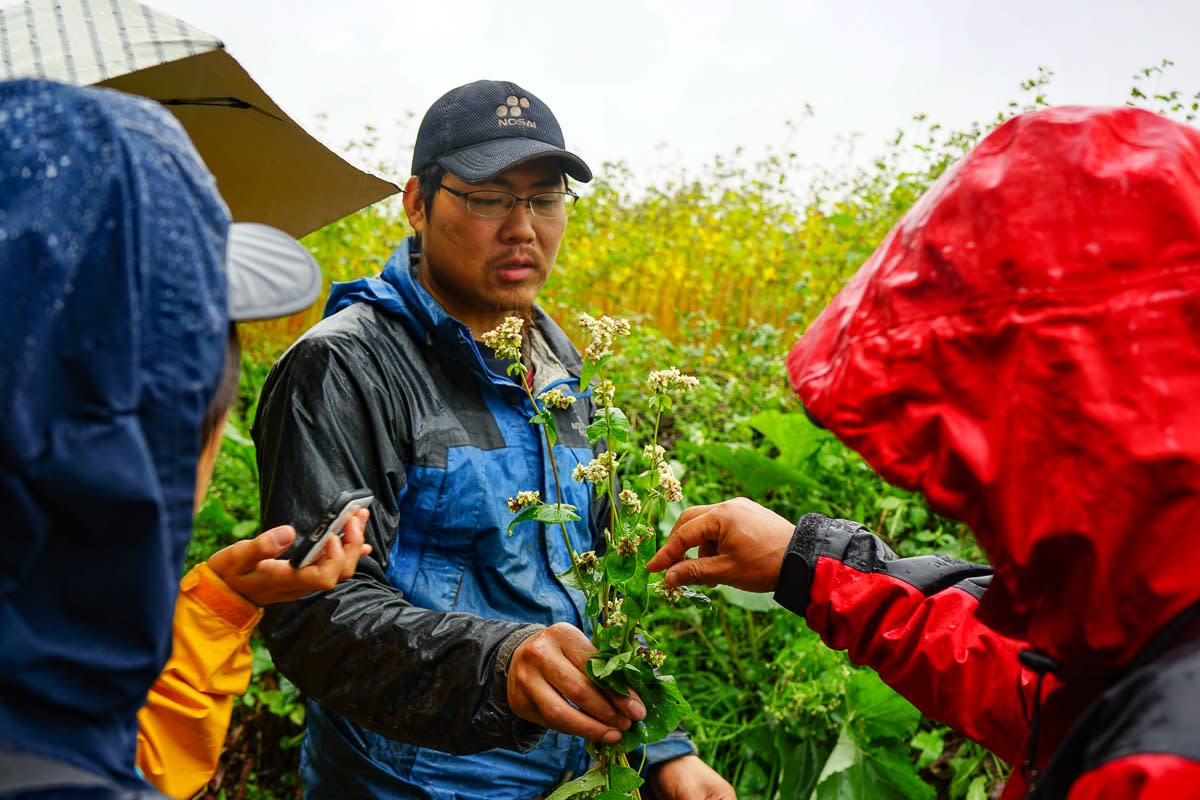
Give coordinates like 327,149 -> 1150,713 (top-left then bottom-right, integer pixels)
289,488 -> 375,569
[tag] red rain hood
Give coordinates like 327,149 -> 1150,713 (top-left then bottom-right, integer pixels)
788,106 -> 1200,675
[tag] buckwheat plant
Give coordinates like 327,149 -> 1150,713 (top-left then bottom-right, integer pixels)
488,313 -> 708,800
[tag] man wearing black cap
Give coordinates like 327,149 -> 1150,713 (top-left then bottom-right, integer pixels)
252,81 -> 734,798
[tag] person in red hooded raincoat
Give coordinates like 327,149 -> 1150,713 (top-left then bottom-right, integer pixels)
646,105 -> 1200,799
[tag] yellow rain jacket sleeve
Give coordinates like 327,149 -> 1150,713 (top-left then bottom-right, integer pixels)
136,562 -> 263,798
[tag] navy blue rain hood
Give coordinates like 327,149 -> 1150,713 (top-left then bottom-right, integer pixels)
0,79 -> 230,785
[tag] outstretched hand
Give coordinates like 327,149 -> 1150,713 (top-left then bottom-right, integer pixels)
206,508 -> 372,606
506,622 -> 647,745
646,498 -> 794,593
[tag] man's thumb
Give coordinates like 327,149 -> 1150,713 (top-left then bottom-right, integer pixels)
259,525 -> 296,557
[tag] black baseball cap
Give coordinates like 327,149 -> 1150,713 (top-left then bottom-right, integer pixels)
411,80 -> 592,184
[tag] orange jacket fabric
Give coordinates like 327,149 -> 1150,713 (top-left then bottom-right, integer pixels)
136,563 -> 262,798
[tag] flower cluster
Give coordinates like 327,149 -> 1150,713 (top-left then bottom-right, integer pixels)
481,315 -> 524,362
505,490 -> 541,513
578,313 -> 631,362
618,489 -> 641,514
571,451 -> 618,484
577,550 -> 599,571
637,646 -> 667,669
604,597 -> 626,627
643,444 -> 665,464
656,460 -> 683,502
537,388 -> 577,410
647,367 -> 700,394
593,378 -> 616,409
653,582 -> 686,603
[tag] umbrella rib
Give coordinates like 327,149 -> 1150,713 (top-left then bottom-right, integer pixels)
156,96 -> 286,123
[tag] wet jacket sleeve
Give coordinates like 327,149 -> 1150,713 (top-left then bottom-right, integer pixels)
773,513 -> 1033,766
1068,755 -> 1200,799
136,563 -> 262,798
252,336 -> 546,754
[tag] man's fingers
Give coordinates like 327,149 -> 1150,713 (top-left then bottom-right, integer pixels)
515,677 -> 624,744
646,508 -> 720,572
664,554 -> 724,588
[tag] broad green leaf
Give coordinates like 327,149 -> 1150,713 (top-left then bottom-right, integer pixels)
506,505 -> 541,536
623,673 -> 691,749
604,550 -> 637,582
747,410 -> 826,467
578,354 -> 611,392
534,503 -> 580,526
845,670 -> 921,743
813,728 -> 934,800
606,763 -> 643,792
232,519 -> 259,539
595,792 -> 633,800
586,407 -> 631,445
690,442 -> 824,497
774,727 -> 829,800
715,584 -> 777,612
546,767 -> 604,800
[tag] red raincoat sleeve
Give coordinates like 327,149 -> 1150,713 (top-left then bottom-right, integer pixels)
1068,755 -> 1200,799
774,514 -> 1035,766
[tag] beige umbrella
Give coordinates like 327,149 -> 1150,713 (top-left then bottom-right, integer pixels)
0,0 -> 399,238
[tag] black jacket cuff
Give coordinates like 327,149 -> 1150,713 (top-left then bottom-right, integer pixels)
772,512 -> 826,616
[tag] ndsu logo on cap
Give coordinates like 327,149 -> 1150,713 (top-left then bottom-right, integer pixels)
496,95 -> 536,129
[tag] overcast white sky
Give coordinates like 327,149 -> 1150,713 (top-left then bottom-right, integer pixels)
151,0 -> 1200,189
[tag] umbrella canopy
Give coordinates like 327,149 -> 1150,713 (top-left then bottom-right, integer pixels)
0,0 -> 399,238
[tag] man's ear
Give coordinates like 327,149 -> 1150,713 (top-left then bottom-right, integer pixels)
402,176 -> 426,234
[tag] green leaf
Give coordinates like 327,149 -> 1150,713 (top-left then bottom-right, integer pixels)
746,410 -> 826,467
715,584 -> 776,612
546,767 -> 604,800
690,442 -> 824,497
845,670 -> 921,743
589,651 -> 634,680
910,729 -> 945,769
578,355 -> 611,392
622,672 -> 691,749
774,727 -> 829,800
534,503 -> 580,526
814,727 -> 934,800
606,763 -> 643,792
506,505 -> 542,536
604,550 -> 637,582
232,519 -> 259,539
587,407 -> 631,445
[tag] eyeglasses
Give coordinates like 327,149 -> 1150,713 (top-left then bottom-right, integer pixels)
438,185 -> 579,219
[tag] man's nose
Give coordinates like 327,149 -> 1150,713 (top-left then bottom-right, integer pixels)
499,200 -> 537,240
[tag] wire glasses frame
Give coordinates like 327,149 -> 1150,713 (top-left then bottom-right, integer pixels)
438,185 -> 579,219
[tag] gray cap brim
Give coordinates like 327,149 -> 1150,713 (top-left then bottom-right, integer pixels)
226,222 -> 322,322
439,138 -> 592,184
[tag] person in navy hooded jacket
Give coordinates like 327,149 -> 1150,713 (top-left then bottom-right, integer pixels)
0,78 -> 361,797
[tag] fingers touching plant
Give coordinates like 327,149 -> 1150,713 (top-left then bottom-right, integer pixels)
485,313 -> 709,800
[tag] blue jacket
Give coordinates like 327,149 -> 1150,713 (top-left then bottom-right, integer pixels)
253,238 -> 693,798
0,80 -> 228,788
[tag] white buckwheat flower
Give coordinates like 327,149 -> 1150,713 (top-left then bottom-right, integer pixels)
572,451 -> 618,484
643,444 -> 666,465
656,460 -> 683,501
481,316 -> 525,363
537,388 -> 577,410
593,379 -> 616,409
506,490 -> 541,513
647,367 -> 700,394
578,313 -> 631,362
618,489 -> 642,514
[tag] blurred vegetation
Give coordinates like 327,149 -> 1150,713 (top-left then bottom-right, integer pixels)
186,63 -> 1196,799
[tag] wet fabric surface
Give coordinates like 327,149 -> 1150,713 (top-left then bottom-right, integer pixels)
0,78 -> 229,786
